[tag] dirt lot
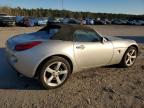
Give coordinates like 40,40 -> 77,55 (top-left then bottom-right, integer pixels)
0,25 -> 144,108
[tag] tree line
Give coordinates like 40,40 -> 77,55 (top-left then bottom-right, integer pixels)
0,6 -> 144,20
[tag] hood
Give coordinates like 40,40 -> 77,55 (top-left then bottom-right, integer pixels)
104,36 -> 137,48
105,36 -> 136,43
104,36 -> 125,41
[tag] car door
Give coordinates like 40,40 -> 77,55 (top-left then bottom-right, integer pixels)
74,30 -> 113,69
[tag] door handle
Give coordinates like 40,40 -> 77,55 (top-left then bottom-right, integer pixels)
76,45 -> 85,49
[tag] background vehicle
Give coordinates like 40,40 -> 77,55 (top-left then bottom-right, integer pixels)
37,18 -> 48,26
84,18 -> 95,25
15,16 -> 24,26
133,20 -> 144,25
94,19 -> 107,25
6,24 -> 139,89
23,17 -> 34,27
30,17 -> 39,26
112,19 -> 127,25
0,14 -> 15,26
60,18 -> 81,24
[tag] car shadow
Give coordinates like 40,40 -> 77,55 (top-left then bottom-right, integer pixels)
0,48 -> 43,90
115,36 -> 144,43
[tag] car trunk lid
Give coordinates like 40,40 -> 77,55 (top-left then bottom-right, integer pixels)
7,31 -> 51,50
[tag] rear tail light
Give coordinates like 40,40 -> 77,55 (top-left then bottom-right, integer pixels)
15,41 -> 42,51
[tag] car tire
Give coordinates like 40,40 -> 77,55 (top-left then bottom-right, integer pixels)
120,46 -> 138,68
39,56 -> 71,89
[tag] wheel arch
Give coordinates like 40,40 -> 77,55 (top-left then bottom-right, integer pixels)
34,54 -> 73,78
119,44 -> 139,66
129,44 -> 139,54
122,44 -> 139,59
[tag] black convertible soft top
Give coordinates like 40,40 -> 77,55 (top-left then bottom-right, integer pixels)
41,24 -> 96,41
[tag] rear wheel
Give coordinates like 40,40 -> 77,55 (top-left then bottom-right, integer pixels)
39,56 -> 71,89
120,46 -> 138,67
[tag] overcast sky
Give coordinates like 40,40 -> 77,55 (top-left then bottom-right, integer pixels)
0,0 -> 144,15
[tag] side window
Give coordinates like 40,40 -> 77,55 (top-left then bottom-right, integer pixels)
74,30 -> 102,42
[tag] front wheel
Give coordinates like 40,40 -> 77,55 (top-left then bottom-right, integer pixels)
120,46 -> 138,67
39,56 -> 71,89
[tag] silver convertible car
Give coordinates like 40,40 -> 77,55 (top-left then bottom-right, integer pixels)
6,24 -> 139,89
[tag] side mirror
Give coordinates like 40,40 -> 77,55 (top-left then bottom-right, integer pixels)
102,37 -> 108,44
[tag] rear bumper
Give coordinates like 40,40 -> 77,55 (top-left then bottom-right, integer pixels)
5,47 -> 36,78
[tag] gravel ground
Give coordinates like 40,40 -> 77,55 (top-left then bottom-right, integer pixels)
0,25 -> 144,108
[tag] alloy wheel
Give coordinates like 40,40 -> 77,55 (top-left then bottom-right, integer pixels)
125,49 -> 137,66
43,61 -> 68,87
